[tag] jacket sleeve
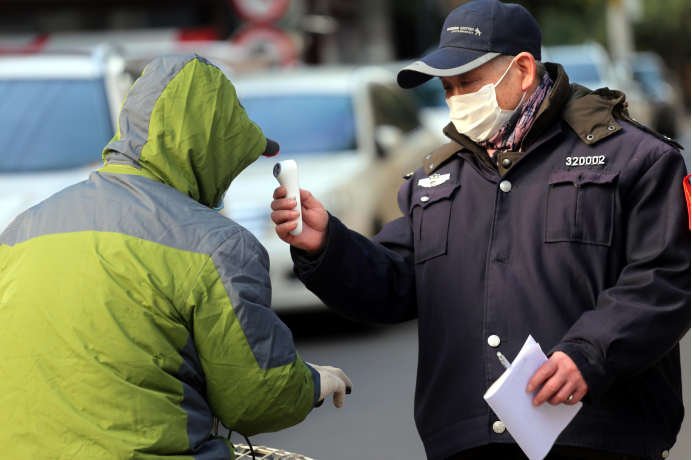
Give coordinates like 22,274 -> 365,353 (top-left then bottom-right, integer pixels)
292,207 -> 418,324
184,229 -> 320,436
551,149 -> 691,400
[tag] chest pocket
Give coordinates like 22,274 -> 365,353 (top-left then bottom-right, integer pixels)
544,170 -> 619,246
409,184 -> 460,263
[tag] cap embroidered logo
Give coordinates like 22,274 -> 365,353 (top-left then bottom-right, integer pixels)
447,26 -> 481,35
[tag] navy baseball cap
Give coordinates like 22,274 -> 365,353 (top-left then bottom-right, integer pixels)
397,0 -> 542,89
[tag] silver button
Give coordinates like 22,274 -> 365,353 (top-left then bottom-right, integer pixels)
426,155 -> 432,159
499,181 -> 512,193
492,421 -> 506,434
586,134 -> 595,141
662,450 -> 669,458
488,335 -> 501,347
421,196 -> 430,202
429,164 -> 435,169
607,126 -> 616,131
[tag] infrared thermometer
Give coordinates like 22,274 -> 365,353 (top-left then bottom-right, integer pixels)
273,160 -> 302,236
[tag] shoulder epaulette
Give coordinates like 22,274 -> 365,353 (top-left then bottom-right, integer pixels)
618,112 -> 684,150
423,141 -> 463,175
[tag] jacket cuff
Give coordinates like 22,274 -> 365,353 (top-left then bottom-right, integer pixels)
549,341 -> 615,403
303,362 -> 322,408
291,213 -> 343,279
291,247 -> 326,266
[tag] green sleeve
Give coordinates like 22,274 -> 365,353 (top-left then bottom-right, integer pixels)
184,230 -> 318,436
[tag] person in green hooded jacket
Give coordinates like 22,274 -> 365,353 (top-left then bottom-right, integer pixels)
0,54 -> 352,459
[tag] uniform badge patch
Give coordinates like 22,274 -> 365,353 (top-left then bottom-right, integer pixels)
418,173 -> 450,188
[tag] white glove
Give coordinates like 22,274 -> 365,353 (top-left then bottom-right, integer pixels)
307,363 -> 353,408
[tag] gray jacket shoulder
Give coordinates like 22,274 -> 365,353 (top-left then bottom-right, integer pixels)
0,212 -> 26,247
11,172 -> 253,256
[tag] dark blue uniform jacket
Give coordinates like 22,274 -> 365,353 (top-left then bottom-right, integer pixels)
292,64 -> 690,460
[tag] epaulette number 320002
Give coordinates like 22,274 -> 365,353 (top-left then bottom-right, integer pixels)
566,155 -> 605,166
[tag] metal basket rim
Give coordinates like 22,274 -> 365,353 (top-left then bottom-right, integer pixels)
233,443 -> 316,460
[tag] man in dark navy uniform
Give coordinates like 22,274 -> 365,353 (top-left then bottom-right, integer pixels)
271,1 -> 690,459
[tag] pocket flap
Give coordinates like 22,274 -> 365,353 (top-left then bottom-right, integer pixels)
548,170 -> 619,187
410,184 -> 460,213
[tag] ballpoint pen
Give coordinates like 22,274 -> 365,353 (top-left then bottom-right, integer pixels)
497,352 -> 511,370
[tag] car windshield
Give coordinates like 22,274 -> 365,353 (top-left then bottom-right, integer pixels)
0,79 -> 113,173
558,62 -> 602,85
240,95 -> 357,154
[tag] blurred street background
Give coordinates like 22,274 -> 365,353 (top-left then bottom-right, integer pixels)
0,0 -> 689,458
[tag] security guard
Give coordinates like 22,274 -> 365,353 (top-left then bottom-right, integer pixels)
270,1 -> 690,459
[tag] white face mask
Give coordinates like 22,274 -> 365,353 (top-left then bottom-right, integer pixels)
446,57 -> 527,143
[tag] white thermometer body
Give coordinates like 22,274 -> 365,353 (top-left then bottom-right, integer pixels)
273,160 -> 302,236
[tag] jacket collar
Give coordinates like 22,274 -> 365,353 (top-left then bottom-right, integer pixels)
561,85 -> 628,145
520,62 -> 572,151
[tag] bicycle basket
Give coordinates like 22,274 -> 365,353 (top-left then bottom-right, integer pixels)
234,444 -> 316,460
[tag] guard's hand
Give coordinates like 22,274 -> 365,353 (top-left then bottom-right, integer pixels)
526,351 -> 588,406
271,187 -> 328,255
306,363 -> 353,409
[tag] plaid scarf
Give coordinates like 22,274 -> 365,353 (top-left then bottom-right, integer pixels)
480,71 -> 554,158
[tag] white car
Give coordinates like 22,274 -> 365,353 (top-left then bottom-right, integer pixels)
0,46 -> 132,231
227,66 -> 440,311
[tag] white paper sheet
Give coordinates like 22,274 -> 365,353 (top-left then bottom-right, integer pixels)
484,336 -> 582,460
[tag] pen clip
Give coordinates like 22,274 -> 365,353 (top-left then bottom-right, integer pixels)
497,352 -> 511,370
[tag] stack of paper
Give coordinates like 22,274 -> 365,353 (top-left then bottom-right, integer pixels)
483,336 -> 582,460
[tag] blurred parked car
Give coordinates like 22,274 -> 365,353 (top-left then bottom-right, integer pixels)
0,46 -> 132,232
629,51 -> 681,137
547,42 -> 653,127
227,66 -> 439,311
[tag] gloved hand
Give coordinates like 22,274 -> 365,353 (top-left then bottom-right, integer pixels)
307,363 -> 353,408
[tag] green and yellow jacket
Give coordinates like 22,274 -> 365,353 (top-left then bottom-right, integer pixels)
0,54 -> 318,459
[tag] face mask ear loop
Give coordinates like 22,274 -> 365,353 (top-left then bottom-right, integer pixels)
493,56 -> 527,111
493,56 -> 518,88
514,89 -> 527,111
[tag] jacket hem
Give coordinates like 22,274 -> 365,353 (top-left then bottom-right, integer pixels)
419,414 -> 674,460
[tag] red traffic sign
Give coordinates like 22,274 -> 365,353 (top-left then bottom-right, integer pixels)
232,24 -> 298,67
230,0 -> 293,24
